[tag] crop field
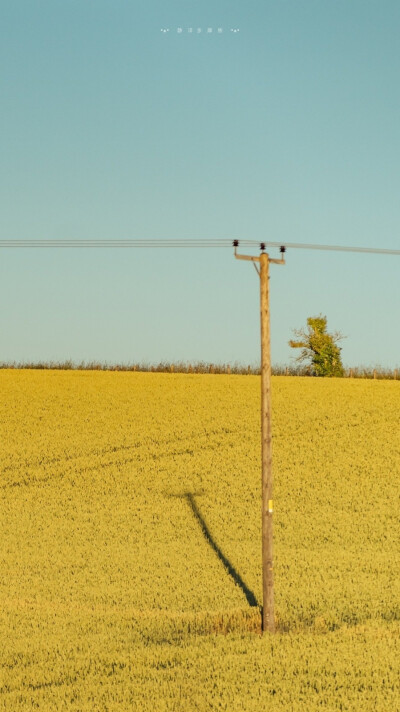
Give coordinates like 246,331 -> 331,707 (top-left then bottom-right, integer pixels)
1,370 -> 400,710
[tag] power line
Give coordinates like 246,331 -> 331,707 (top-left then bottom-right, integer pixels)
0,239 -> 242,248
262,242 -> 400,256
1,239 -> 400,255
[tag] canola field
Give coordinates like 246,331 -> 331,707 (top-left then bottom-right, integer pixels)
1,369 -> 400,710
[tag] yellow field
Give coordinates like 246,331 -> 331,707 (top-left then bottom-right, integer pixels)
1,370 -> 399,710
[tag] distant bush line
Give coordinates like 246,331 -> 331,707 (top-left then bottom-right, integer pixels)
0,361 -> 399,379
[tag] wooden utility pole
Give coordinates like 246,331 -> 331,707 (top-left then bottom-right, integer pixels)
260,252 -> 274,632
234,242 -> 285,633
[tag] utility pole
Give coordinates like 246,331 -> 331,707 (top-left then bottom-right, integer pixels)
234,241 -> 285,633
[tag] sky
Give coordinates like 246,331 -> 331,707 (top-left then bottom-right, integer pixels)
1,0 -> 400,368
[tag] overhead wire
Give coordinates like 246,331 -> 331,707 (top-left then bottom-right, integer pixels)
0,239 -> 242,247
0,239 -> 400,255
261,242 -> 400,256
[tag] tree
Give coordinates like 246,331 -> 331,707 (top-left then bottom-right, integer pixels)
289,315 -> 345,377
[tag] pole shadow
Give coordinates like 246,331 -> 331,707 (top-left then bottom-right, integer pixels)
182,492 -> 259,608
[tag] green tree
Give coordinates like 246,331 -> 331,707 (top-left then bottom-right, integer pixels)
289,315 -> 345,377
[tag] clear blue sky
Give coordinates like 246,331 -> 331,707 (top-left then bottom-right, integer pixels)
1,0 -> 399,367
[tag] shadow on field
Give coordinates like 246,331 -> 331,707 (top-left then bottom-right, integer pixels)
181,492 -> 259,609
